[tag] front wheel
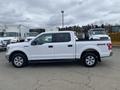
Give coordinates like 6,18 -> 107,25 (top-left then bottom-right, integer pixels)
11,53 -> 28,68
82,53 -> 98,67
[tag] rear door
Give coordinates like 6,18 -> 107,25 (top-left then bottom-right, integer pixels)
53,33 -> 75,59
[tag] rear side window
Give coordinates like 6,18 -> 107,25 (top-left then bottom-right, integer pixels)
53,33 -> 71,42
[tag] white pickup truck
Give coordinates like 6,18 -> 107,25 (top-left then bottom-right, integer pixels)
88,28 -> 110,40
6,31 -> 112,68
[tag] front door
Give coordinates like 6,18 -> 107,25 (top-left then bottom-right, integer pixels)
28,33 -> 54,60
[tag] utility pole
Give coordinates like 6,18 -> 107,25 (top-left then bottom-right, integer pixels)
61,10 -> 64,28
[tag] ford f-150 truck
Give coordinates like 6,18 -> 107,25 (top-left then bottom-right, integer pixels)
6,31 -> 112,68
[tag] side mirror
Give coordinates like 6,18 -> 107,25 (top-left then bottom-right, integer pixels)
31,40 -> 44,45
31,41 -> 37,46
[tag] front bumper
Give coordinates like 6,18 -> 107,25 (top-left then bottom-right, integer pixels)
0,45 -> 6,49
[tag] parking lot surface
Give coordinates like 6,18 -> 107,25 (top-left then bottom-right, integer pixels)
0,48 -> 120,90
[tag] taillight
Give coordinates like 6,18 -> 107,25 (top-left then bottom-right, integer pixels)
107,43 -> 112,50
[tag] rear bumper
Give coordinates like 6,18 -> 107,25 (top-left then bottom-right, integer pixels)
100,51 -> 113,58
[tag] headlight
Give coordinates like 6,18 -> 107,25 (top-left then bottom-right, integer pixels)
0,40 -> 5,45
7,46 -> 10,49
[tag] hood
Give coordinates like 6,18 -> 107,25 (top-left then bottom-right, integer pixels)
91,34 -> 109,37
0,37 -> 19,43
0,37 -> 18,40
7,42 -> 29,48
90,34 -> 110,40
0,37 -> 10,41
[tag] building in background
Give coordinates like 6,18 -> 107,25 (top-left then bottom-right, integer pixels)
0,24 -> 30,40
111,25 -> 120,32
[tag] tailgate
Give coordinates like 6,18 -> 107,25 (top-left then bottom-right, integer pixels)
96,40 -> 112,57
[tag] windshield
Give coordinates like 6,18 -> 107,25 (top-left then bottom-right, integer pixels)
92,30 -> 106,35
27,32 -> 38,37
4,32 -> 19,37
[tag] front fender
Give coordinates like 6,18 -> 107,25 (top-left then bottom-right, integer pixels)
6,47 -> 28,59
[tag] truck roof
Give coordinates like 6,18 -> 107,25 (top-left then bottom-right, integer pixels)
41,31 -> 74,34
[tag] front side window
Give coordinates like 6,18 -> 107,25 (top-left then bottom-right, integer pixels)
32,34 -> 52,45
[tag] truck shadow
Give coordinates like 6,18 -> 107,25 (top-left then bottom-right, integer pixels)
28,62 -> 84,68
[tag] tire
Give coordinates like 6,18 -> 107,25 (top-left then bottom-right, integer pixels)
82,53 -> 98,67
11,53 -> 28,68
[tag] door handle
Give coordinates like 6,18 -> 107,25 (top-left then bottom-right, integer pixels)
48,45 -> 53,48
68,45 -> 73,47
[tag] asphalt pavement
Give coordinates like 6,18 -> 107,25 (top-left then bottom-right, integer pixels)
0,48 -> 120,90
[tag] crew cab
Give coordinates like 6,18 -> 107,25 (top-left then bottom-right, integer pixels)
6,31 -> 112,68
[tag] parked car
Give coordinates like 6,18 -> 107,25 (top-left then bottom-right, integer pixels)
0,38 -> 6,50
0,32 -> 20,50
0,37 -> 11,50
88,28 -> 110,40
6,31 -> 112,68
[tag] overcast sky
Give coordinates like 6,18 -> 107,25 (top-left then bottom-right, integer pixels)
0,0 -> 120,28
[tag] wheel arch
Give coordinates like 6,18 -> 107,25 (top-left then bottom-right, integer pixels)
80,48 -> 101,62
9,50 -> 28,62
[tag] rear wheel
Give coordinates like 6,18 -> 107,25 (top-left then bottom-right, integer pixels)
11,53 -> 28,68
82,53 -> 98,67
